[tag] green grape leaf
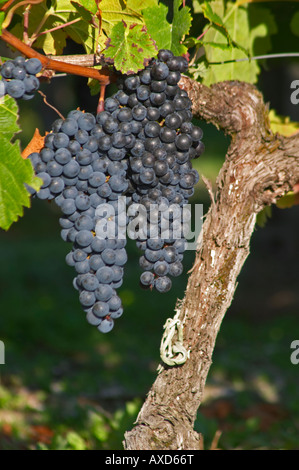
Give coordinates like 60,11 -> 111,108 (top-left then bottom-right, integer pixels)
72,0 -> 153,54
269,109 -> 299,137
142,3 -> 171,51
188,60 -> 208,80
290,11 -> 299,37
98,0 -> 144,37
0,96 -> 42,231
142,0 -> 192,55
73,0 -> 98,15
201,0 -> 249,58
0,90 -> 20,140
256,206 -> 272,228
276,189 -> 299,210
185,36 -> 232,51
10,0 -> 100,55
126,0 -> 158,13
202,2 -> 277,86
172,0 -> 192,56
201,0 -> 230,42
0,11 -> 4,35
102,20 -> 158,74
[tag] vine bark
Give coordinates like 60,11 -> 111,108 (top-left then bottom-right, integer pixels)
123,78 -> 299,450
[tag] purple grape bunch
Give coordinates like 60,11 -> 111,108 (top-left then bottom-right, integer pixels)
0,56 -> 42,100
26,49 -> 204,333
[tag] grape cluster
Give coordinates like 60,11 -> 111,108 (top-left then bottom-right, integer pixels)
0,56 -> 42,100
110,49 -> 203,293
27,49 -> 204,333
28,109 -> 130,333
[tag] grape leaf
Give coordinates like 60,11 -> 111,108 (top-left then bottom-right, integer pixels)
98,0 -> 144,36
0,11 -> 4,35
102,20 -> 157,74
142,0 -> 192,55
201,1 -> 230,43
126,0 -> 158,12
276,185 -> 299,210
74,0 -> 98,15
185,36 -> 232,51
142,3 -> 171,51
0,96 -> 42,230
188,61 -> 208,80
290,11 -> 299,38
268,109 -> 299,137
202,2 -> 277,86
72,0 -> 150,54
256,206 -> 272,228
201,1 -> 248,56
10,0 -> 101,55
0,90 -> 19,140
172,0 -> 192,56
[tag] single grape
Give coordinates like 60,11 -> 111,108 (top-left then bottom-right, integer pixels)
154,276 -> 172,293
6,79 -> 25,99
97,317 -> 114,333
25,58 -> 42,75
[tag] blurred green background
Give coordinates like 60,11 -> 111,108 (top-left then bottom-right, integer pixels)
1,33 -> 299,449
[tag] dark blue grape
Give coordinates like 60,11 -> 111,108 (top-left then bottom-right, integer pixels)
25,58 -> 42,75
6,79 -> 25,98
49,177 -> 65,194
96,266 -> 114,284
78,113 -> 96,131
79,290 -> 96,307
12,66 -> 26,80
1,61 -> 14,78
97,317 -> 114,333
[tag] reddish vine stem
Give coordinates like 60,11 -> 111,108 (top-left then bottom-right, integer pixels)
38,90 -> 65,120
0,28 -> 117,85
0,0 -> 15,12
97,83 -> 106,114
23,5 -> 30,43
31,17 -> 82,40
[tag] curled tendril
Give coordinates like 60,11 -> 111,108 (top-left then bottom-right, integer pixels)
2,0 -> 44,30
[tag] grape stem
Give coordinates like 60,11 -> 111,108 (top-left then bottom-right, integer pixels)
47,54 -> 107,67
28,17 -> 82,46
1,0 -> 44,29
38,90 -> 65,120
97,83 -> 106,114
0,28 -> 117,85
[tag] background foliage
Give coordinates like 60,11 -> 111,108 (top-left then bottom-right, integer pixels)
0,0 -> 299,450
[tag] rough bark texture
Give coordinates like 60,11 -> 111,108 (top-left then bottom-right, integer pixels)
123,78 -> 299,450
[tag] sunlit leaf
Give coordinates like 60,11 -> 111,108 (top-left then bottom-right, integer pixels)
143,0 -> 192,55
202,2 -> 277,85
102,20 -> 157,74
0,96 -> 42,230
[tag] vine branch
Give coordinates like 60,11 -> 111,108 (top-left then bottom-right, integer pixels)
0,28 -> 117,85
124,78 -> 299,450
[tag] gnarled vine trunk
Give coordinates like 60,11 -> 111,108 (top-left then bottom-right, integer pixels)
123,78 -> 299,450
